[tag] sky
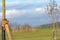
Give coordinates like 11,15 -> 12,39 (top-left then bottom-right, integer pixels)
0,0 -> 60,26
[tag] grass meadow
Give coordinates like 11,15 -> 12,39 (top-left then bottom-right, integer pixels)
0,28 -> 60,40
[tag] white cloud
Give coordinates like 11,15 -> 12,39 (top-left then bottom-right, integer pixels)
6,9 -> 28,18
0,3 -> 2,7
0,8 -> 45,19
0,9 -> 27,18
22,0 -> 49,3
0,0 -> 49,7
0,1 -> 20,7
0,12 -> 2,18
0,4 -> 1,6
6,1 -> 20,6
35,8 -> 45,14
36,0 -> 49,3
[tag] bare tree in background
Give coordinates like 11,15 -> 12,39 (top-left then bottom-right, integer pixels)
46,0 -> 60,40
21,24 -> 32,32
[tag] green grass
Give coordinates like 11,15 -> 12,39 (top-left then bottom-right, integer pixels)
0,28 -> 60,40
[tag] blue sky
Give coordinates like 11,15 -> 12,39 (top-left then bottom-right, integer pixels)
0,0 -> 60,26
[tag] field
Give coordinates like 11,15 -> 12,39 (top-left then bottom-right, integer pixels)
0,28 -> 60,40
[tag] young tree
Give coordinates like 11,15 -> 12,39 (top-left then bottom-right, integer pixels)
46,0 -> 60,40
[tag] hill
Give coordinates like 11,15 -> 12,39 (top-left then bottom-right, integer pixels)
35,22 -> 60,28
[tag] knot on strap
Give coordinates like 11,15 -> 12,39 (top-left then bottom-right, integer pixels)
2,19 -> 8,25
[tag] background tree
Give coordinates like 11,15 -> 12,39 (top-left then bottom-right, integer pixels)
21,24 -> 32,32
